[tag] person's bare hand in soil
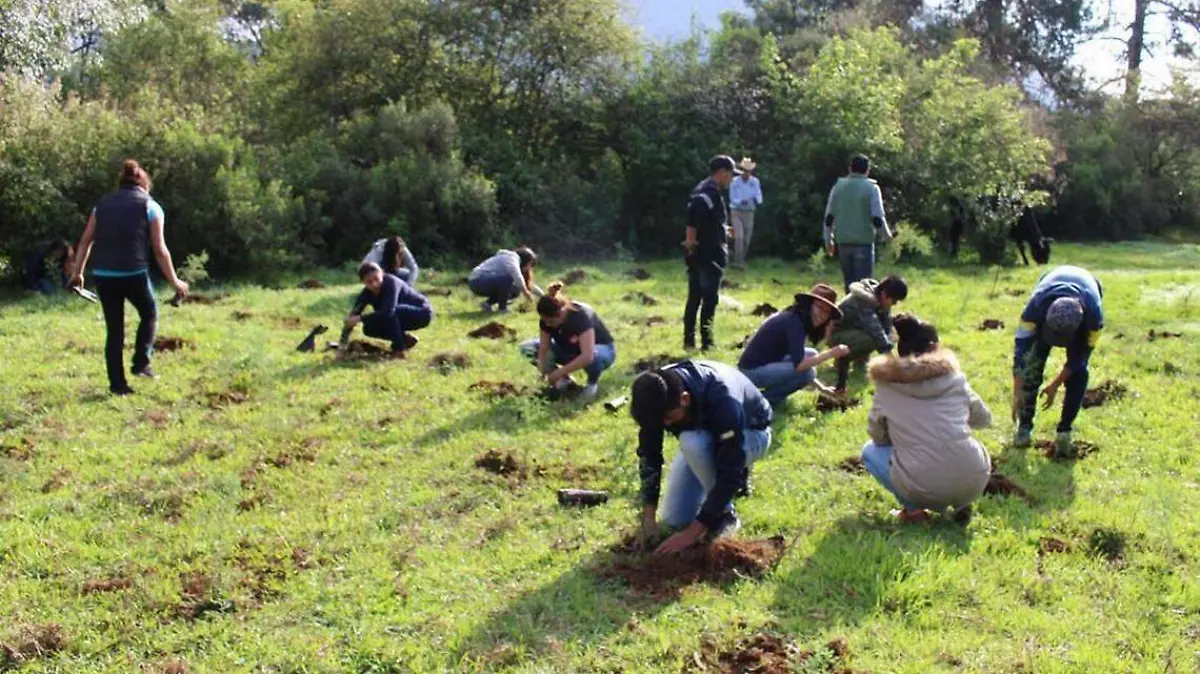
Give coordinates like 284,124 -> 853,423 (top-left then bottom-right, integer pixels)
655,521 -> 706,556
1040,382 -> 1060,410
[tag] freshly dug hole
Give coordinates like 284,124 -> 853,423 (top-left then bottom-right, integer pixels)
984,471 -> 1031,501
475,450 -> 526,478
816,395 -> 860,413
297,279 -> 325,289
468,322 -> 517,340
562,269 -> 588,285
836,456 -> 865,474
430,352 -> 472,370
468,380 -> 529,399
628,268 -> 652,280
338,340 -> 402,359
154,336 -> 194,352
1,623 -> 68,666
1082,380 -> 1128,408
602,535 -> 786,596
1037,439 -> 1100,461
1146,329 -> 1183,341
978,319 -> 1006,331
631,353 -> 684,373
751,303 -> 778,317
624,291 -> 659,306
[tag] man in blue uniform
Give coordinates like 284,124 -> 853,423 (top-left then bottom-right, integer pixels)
1011,265 -> 1104,456
630,360 -> 773,555
682,155 -> 737,351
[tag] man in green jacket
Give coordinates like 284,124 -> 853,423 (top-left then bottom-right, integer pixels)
824,154 -> 893,292
828,275 -> 908,393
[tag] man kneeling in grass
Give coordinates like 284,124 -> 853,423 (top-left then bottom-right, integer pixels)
828,274 -> 908,393
630,361 -> 772,555
342,262 -> 433,356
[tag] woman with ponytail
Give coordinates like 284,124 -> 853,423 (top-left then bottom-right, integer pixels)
361,235 -> 419,286
468,246 -> 540,312
518,281 -> 615,402
70,159 -> 189,396
861,314 -> 993,524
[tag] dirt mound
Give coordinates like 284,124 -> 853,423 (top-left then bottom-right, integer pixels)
424,288 -> 453,297
562,269 -> 588,285
628,268 -> 653,280
1,624 -> 68,666
752,303 -> 778,317
624,291 -> 659,306
1,437 -> 36,461
721,279 -> 741,290
603,535 -> 786,597
1036,439 -> 1100,462
231,311 -> 254,321
40,469 -> 71,494
430,352 -> 472,370
816,395 -> 860,413
82,577 -> 132,595
177,571 -> 234,620
1146,329 -> 1183,341
836,456 -> 865,474
154,336 -> 193,352
297,279 -> 325,289
468,321 -> 517,340
1082,380 -> 1128,408
170,293 -> 224,307
984,471 -> 1031,501
695,633 -> 855,674
536,381 -> 584,402
469,380 -> 529,399
634,316 -> 666,327
1038,537 -> 1069,554
338,340 -> 403,359
1005,288 -> 1026,297
632,353 -> 682,373
205,387 -> 250,409
475,450 -> 526,479
978,319 -> 1006,331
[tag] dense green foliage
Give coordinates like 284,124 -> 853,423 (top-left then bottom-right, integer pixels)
1,0 -> 1198,280
1,244 -> 1198,671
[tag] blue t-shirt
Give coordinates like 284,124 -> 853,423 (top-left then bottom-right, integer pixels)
93,199 -> 164,278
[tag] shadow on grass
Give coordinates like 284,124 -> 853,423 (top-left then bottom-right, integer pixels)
990,442 -> 1079,517
771,513 -> 972,633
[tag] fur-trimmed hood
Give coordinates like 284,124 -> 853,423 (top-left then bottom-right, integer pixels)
869,349 -> 964,399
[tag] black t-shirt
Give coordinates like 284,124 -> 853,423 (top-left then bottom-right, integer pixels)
540,302 -> 613,356
686,178 -> 729,268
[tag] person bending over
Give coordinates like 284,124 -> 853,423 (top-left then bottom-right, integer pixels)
861,314 -> 993,524
362,235 -> 419,286
343,262 -> 433,356
828,274 -> 908,393
629,360 -> 773,555
468,246 -> 540,313
518,281 -> 616,403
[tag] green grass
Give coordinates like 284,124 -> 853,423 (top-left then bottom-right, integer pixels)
1,242 -> 1198,673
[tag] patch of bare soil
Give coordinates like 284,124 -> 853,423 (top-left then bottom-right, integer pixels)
162,659 -> 190,674
338,340 -> 403,359
628,268 -> 653,280
1,624 -> 68,666
82,576 -> 132,595
1037,439 -> 1100,462
1,437 -> 36,461
721,279 -> 741,290
602,535 -> 786,598
153,336 -> 194,352
562,269 -> 588,285
632,353 -> 683,373
624,291 -> 659,306
430,352 -> 472,371
1005,288 -> 1026,297
468,321 -> 517,340
205,386 -> 250,409
1146,329 -> 1183,341
634,316 -> 666,327
278,316 -> 305,329
1082,380 -> 1128,408
751,303 -> 778,317
177,571 -> 234,620
535,381 -> 585,402
475,450 -> 526,480
468,380 -> 530,399
1087,527 -> 1127,564
40,469 -> 71,494
693,633 -> 858,674
424,288 -> 453,297
176,293 -> 223,306
297,279 -> 326,289
984,471 -> 1031,502
143,409 -> 171,428
836,456 -> 865,474
978,319 -> 1006,331
1038,537 -> 1069,554
231,310 -> 255,321
816,395 -> 860,413
237,493 -> 269,512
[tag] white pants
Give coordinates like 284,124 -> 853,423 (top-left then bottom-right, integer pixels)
731,210 -> 755,266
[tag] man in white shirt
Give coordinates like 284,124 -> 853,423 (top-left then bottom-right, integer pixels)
728,157 -> 763,269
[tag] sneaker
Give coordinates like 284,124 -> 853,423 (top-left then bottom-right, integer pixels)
1013,427 -> 1033,448
132,366 -> 158,379
1054,431 -> 1072,456
402,333 -> 420,351
110,384 -> 135,396
952,505 -> 973,526
711,511 -> 742,539
479,300 -> 493,313
579,383 -> 599,403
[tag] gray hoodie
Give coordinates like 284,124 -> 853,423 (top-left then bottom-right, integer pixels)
867,349 -> 992,510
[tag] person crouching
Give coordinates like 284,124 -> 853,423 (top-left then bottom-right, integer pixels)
518,281 -> 616,403
342,262 -> 432,356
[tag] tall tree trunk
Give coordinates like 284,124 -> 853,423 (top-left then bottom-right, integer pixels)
1126,0 -> 1149,102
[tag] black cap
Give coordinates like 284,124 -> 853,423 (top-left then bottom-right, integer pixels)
709,155 -> 741,175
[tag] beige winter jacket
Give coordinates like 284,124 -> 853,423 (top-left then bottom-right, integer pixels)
867,349 -> 992,510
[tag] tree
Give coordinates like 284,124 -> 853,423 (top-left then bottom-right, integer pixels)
1123,0 -> 1200,101
0,0 -> 142,77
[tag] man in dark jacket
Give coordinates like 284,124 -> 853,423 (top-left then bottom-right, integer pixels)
343,262 -> 433,355
630,360 -> 773,555
682,155 -> 737,351
828,275 -> 908,392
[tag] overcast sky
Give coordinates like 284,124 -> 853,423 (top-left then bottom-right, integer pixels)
625,0 -> 1195,96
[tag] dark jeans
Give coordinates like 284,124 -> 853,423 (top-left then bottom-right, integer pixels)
95,273 -> 157,390
362,305 -> 433,350
1018,340 -> 1088,433
469,271 -> 519,310
683,263 -> 723,349
838,243 -> 875,292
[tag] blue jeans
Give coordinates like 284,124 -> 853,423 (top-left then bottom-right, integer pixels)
861,441 -> 914,509
362,304 -> 432,350
519,338 -> 616,384
661,428 -> 772,529
838,243 -> 875,292
740,348 -> 818,407
469,270 -> 519,310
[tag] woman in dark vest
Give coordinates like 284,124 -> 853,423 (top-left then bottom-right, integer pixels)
70,160 -> 189,395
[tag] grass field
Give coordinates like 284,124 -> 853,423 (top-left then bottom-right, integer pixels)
1,242 -> 1198,673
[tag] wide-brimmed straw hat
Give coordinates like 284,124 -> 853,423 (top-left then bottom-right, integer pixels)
738,157 -> 757,172
795,283 -> 842,320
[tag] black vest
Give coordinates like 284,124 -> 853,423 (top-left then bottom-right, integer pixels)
92,186 -> 151,272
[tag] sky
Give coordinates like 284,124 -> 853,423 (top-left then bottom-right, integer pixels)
625,0 -> 1195,96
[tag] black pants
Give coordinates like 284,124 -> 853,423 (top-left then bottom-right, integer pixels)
362,305 -> 433,350
95,273 -> 157,390
683,263 -> 722,349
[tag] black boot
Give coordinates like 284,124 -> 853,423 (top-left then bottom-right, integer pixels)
734,467 -> 752,499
